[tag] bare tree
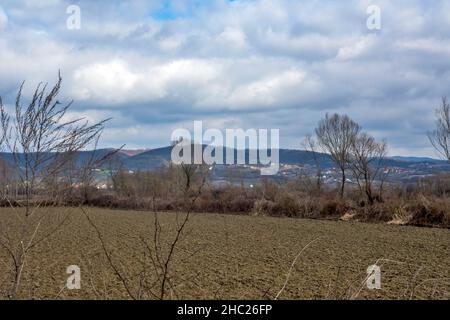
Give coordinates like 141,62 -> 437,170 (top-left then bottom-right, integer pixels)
180,163 -> 205,193
349,132 -> 387,205
106,155 -> 125,194
302,134 -> 322,193
73,140 -> 124,204
82,139 -> 211,299
315,113 -> 360,197
0,72 -> 109,298
83,163 -> 209,300
0,72 -> 109,210
428,97 -> 450,161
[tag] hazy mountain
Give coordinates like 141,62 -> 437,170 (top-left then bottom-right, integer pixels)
120,146 -> 335,170
1,146 -> 448,173
117,146 -> 450,171
389,156 -> 445,163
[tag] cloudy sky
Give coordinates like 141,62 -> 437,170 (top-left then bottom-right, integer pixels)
0,0 -> 449,156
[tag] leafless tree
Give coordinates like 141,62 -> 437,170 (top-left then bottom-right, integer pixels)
428,97 -> 450,161
302,134 -> 322,193
106,154 -> 127,194
349,132 -> 387,205
315,113 -> 360,197
180,163 -> 207,193
83,162 -> 209,300
82,138 -> 209,300
0,72 -> 109,298
74,140 -> 124,203
0,72 -> 109,210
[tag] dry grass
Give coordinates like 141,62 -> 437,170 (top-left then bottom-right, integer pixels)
0,207 -> 449,300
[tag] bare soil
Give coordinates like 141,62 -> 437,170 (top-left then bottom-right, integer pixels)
0,207 -> 449,299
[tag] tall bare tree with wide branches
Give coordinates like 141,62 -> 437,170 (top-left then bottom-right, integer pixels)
315,113 -> 360,197
349,132 -> 387,205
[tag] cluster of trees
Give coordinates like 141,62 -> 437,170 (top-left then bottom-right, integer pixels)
304,97 -> 450,206
306,113 -> 387,205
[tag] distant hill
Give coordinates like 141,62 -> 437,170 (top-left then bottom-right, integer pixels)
389,156 -> 446,163
121,146 -> 337,170
120,146 -> 448,170
0,146 -> 448,173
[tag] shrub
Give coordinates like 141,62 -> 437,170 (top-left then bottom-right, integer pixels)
253,199 -> 276,216
407,196 -> 450,228
253,194 -> 300,217
319,199 -> 349,218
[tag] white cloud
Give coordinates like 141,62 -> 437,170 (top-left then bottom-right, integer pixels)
71,58 -> 222,104
217,70 -> 315,109
158,34 -> 186,51
0,6 -> 7,31
336,35 -> 378,60
217,27 -> 247,50
72,60 -> 140,103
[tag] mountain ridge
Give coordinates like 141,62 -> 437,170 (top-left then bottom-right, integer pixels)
1,146 -> 448,172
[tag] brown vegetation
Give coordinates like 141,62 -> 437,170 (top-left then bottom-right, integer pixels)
52,171 -> 450,229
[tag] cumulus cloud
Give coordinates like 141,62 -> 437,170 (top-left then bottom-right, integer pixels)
72,60 -> 141,103
71,58 -> 222,104
0,0 -> 449,156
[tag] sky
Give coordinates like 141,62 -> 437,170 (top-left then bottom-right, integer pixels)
0,0 -> 450,156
